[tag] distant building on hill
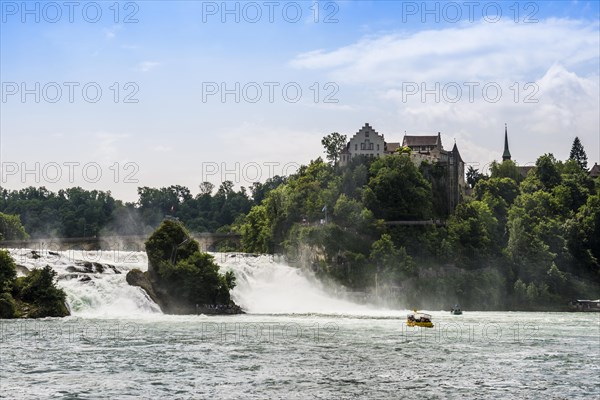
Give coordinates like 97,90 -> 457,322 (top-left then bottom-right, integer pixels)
339,123 -> 385,165
502,123 -> 512,161
500,124 -> 535,179
339,123 -> 465,213
400,132 -> 464,212
589,163 -> 600,179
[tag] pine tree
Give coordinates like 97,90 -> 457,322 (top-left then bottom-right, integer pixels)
569,137 -> 588,171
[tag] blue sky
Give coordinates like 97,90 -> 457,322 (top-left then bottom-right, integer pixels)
1,0 -> 599,201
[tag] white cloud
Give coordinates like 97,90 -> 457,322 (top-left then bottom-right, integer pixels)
94,132 -> 130,163
135,61 -> 160,72
289,18 -> 600,167
103,26 -> 121,40
290,19 -> 599,84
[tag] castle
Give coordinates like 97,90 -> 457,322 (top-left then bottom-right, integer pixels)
339,123 -> 465,213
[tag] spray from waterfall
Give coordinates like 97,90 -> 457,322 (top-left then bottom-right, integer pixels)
7,249 -> 397,318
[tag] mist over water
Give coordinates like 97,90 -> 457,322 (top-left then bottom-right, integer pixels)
7,249 -> 384,318
217,253 -> 384,315
3,249 -> 599,399
9,249 -> 161,318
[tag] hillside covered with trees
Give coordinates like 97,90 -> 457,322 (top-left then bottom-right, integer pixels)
233,137 -> 599,310
0,179 -> 286,238
1,137 -> 598,311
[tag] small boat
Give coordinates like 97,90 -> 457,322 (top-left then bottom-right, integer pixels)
451,304 -> 462,315
406,311 -> 434,328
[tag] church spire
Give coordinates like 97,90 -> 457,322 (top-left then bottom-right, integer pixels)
502,123 -> 511,161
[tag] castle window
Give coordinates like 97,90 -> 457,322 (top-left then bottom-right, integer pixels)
377,144 -> 380,151
355,144 -> 358,151
361,143 -> 365,150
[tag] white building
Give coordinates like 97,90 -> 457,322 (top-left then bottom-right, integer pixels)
339,123 -> 386,165
338,123 -> 466,213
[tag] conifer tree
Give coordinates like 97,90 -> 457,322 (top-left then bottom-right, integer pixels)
569,136 -> 588,171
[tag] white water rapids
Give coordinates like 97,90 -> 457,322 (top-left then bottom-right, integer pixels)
7,248 -> 385,317
4,249 -> 599,399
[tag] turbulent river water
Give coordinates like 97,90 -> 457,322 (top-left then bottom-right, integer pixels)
1,249 -> 599,399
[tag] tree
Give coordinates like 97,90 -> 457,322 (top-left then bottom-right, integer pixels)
0,213 -> 29,241
367,154 -> 432,220
199,182 -> 214,196
447,201 -> 499,264
15,265 -> 69,317
142,220 -> 238,308
466,166 -> 482,189
370,234 -> 415,283
0,249 -> 16,292
321,132 -> 347,165
535,154 -> 561,190
569,136 -> 588,171
240,204 -> 272,253
490,160 -> 521,182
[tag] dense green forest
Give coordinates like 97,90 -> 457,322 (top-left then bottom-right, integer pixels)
1,137 -> 598,310
232,138 -> 600,310
0,178 -> 285,238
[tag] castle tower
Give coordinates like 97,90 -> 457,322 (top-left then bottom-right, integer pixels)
502,123 -> 512,161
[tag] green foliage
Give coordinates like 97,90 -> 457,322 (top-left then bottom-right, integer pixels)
569,136 -> 588,171
367,155 -> 432,220
145,220 -> 200,278
0,292 -> 17,318
395,146 -> 412,155
321,132 -> 347,165
166,252 -> 233,305
474,177 -> 519,240
0,250 -> 69,318
370,234 -> 415,283
0,212 -> 29,241
333,194 -> 375,231
466,166 -> 483,189
535,154 -> 562,190
13,265 -> 69,318
239,204 -> 272,253
236,145 -> 599,309
569,193 -> 600,275
145,220 -> 236,306
0,249 -> 17,292
490,160 -> 522,182
447,201 -> 499,265
0,183 -> 255,238
250,176 -> 287,204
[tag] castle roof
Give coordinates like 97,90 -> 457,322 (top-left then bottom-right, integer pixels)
351,123 -> 384,140
402,135 -> 440,147
385,142 -> 401,153
590,163 -> 600,178
451,143 -> 464,163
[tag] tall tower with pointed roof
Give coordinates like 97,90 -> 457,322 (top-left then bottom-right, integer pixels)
502,123 -> 512,161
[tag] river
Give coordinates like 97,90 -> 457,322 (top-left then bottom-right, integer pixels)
1,249 -> 598,399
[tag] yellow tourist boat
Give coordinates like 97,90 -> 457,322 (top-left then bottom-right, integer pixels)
406,311 -> 434,328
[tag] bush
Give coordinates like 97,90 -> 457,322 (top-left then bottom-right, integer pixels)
14,266 -> 69,317
0,292 -> 17,318
0,249 -> 17,292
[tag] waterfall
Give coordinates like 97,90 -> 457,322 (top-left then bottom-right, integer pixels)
216,253 -> 376,315
8,248 -> 161,317
8,249 -> 385,317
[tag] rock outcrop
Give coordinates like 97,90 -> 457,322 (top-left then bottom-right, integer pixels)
126,220 -> 243,315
